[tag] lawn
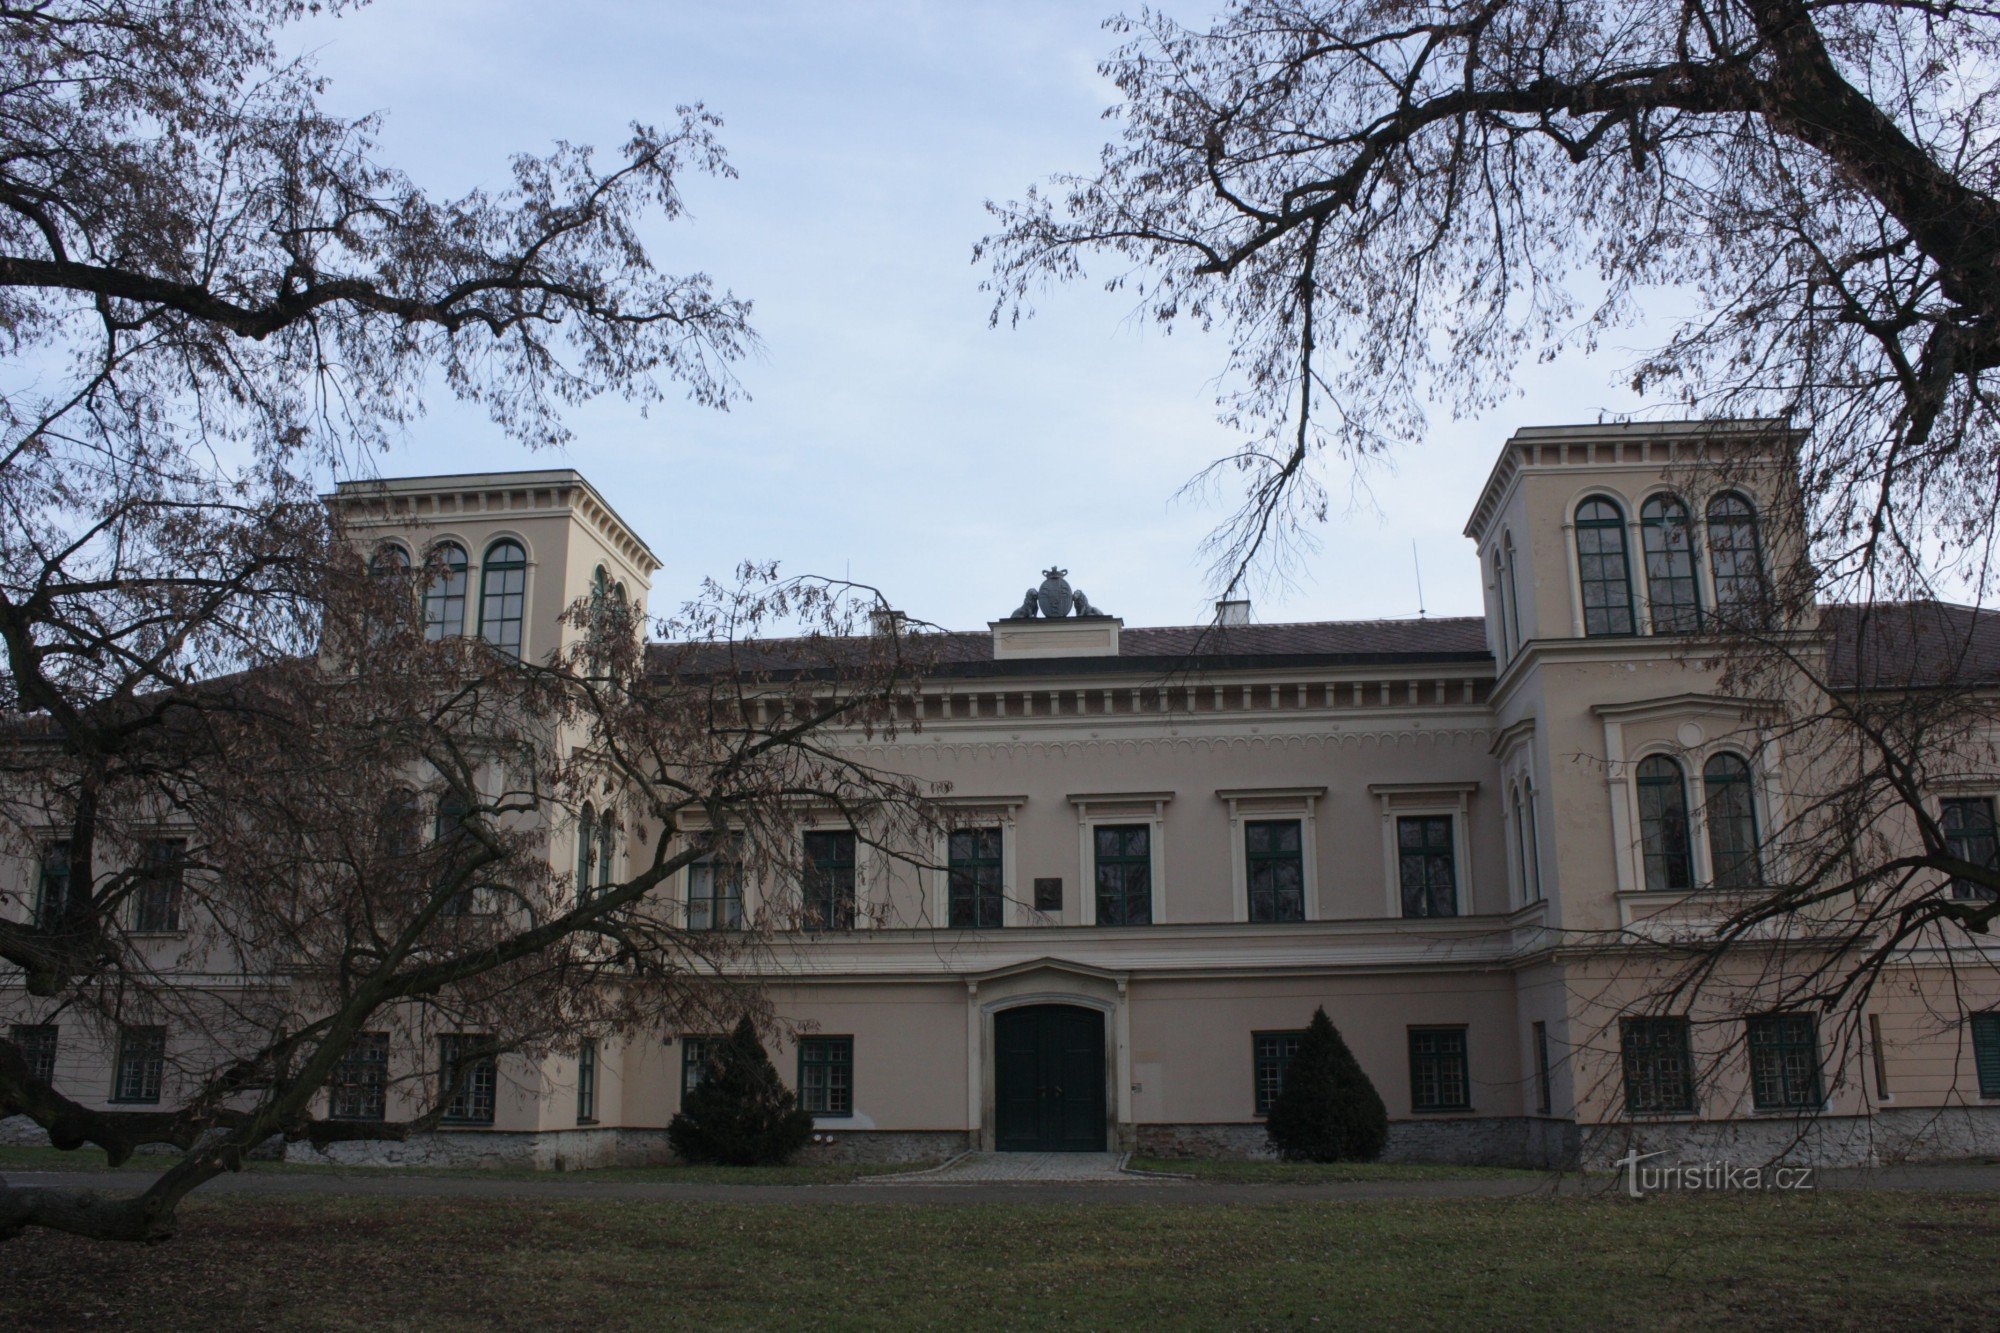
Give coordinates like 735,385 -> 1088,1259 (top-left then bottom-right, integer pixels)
3,1191 -> 1996,1329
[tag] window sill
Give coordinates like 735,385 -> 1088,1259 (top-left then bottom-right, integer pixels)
1409,1106 -> 1475,1115
1625,1111 -> 1702,1122
576,1118 -> 599,1127
127,930 -> 186,939
107,1099 -> 162,1106
439,1119 -> 496,1129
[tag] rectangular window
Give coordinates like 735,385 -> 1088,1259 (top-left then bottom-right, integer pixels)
576,1038 -> 598,1125
1941,797 -> 2000,901
1532,1021 -> 1552,1115
434,797 -> 476,916
112,1026 -> 165,1104
681,1036 -> 718,1100
1746,1014 -> 1823,1112
1408,1027 -> 1470,1111
687,853 -> 743,931
13,1024 -> 57,1086
131,838 -> 184,933
36,841 -> 71,930
1972,1013 -> 2000,1100
440,1034 -> 497,1126
802,830 -> 857,931
1093,824 -> 1152,926
329,1033 -> 389,1122
1245,820 -> 1306,923
798,1036 -> 853,1117
1253,1031 -> 1303,1115
1620,1017 -> 1697,1115
947,827 -> 1004,929
1396,816 -> 1458,918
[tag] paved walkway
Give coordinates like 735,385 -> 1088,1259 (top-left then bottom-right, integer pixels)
4,1162 -> 1998,1206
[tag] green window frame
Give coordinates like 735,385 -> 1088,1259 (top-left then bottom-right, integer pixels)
439,1034 -> 497,1125
422,541 -> 468,640
12,1024 -> 57,1086
1093,824 -> 1152,926
112,1025 -> 165,1104
1973,1014 -> 2000,1099
1246,820 -> 1306,923
130,837 -> 184,934
1746,1014 -> 1823,1111
1703,753 -> 1762,888
798,1036 -> 853,1117
476,539 -> 528,657
576,1038 -> 598,1125
1636,756 -> 1693,892
1408,1027 -> 1470,1112
575,804 -> 597,904
1532,1021 -> 1552,1115
35,839 -> 71,931
947,827 -> 1004,929
1640,494 -> 1702,634
803,830 -> 857,930
1574,497 -> 1636,636
688,850 -> 744,931
1941,796 -> 2000,902
435,794 -> 476,916
1706,493 -> 1767,626
329,1032 -> 389,1122
1620,1017 -> 1697,1115
680,1036 -> 718,1099
1253,1030 -> 1304,1115
1396,815 -> 1457,918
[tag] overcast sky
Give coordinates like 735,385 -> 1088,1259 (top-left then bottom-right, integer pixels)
297,0 -> 1654,630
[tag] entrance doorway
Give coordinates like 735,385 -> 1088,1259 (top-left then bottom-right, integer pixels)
994,1004 -> 1107,1152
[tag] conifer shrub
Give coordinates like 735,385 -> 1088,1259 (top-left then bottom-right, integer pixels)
1263,1005 -> 1389,1162
666,1016 -> 814,1166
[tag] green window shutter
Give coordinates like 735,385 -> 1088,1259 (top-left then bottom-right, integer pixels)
1972,1014 -> 2000,1099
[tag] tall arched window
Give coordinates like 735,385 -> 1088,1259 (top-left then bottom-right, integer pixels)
370,543 -> 411,577
478,539 -> 528,657
1492,548 -> 1512,658
575,804 -> 597,903
1640,495 -> 1702,634
1523,779 -> 1543,902
1502,534 -> 1523,653
435,792 -> 474,915
1574,498 -> 1636,636
1706,493 -> 1766,625
596,811 -> 616,895
1636,756 -> 1693,892
1703,753 -> 1762,888
423,542 -> 468,640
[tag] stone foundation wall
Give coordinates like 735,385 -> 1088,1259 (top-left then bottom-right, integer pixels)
796,1130 -> 970,1166
285,1127 -> 675,1171
1135,1117 -> 1543,1167
1575,1105 -> 2000,1170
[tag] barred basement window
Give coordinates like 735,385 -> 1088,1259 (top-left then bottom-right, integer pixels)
803,830 -> 857,930
1941,797 -> 2000,902
131,837 -> 184,933
798,1036 -> 853,1117
1093,824 -> 1152,926
440,1035 -> 497,1125
1396,815 -> 1457,918
1970,1013 -> 2000,1100
1253,1031 -> 1303,1115
947,827 -> 1004,929
12,1024 -> 57,1085
1408,1027 -> 1470,1111
1746,1014 -> 1823,1112
1620,1017 -> 1696,1115
1246,820 -> 1305,923
330,1032 -> 389,1121
681,1036 -> 718,1099
576,1038 -> 598,1125
112,1026 -> 165,1104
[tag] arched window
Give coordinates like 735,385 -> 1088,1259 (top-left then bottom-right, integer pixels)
1523,779 -> 1543,902
1706,493 -> 1766,625
1511,785 -> 1531,904
370,543 -> 411,577
478,539 -> 528,657
1703,753 -> 1762,888
435,792 -> 474,915
575,804 -> 597,903
423,543 -> 468,640
596,811 -> 616,895
1492,548 -> 1512,658
1502,534 -> 1523,653
1574,498 -> 1635,636
1636,756 -> 1693,892
1640,495 -> 1702,634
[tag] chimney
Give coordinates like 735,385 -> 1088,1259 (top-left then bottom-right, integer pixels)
1214,598 -> 1250,627
869,608 -> 907,637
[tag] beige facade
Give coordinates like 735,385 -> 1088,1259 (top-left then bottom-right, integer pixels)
8,424 -> 2000,1168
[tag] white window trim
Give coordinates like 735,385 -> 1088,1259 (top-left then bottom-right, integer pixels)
929,796 -> 1028,928
1217,786 -> 1326,923
1069,792 -> 1173,927
1368,782 -> 1477,919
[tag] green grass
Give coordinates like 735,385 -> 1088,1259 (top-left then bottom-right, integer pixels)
0,1143 -> 925,1186
4,1191 -> 1997,1329
1124,1156 -> 1538,1183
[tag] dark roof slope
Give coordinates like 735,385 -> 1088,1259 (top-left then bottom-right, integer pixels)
1822,601 -> 2000,689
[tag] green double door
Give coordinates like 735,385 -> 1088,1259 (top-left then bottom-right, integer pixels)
994,1004 -> 1107,1152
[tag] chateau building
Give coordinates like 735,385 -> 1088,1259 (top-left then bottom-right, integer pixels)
8,420 -> 2000,1169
